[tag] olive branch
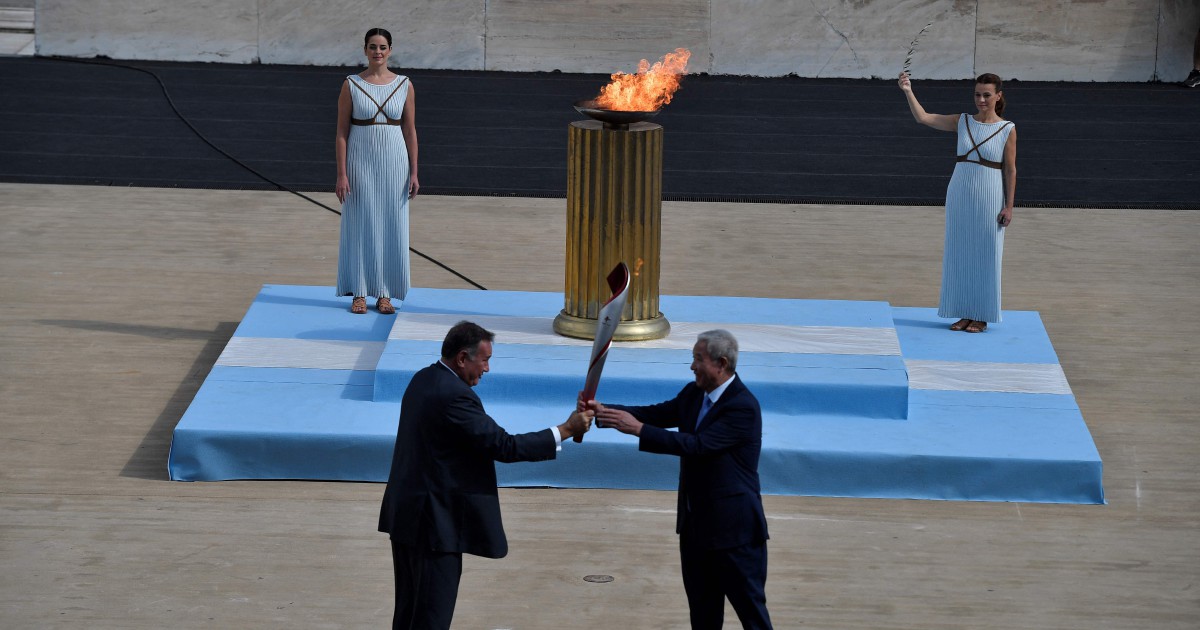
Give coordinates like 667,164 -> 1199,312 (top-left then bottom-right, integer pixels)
902,22 -> 933,73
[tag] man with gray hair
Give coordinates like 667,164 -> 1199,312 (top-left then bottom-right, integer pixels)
589,329 -> 772,629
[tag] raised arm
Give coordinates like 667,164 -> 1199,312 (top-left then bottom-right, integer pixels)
334,80 -> 352,203
898,72 -> 958,132
401,83 -> 419,198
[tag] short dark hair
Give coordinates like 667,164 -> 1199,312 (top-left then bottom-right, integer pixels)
441,321 -> 495,360
364,28 -> 393,47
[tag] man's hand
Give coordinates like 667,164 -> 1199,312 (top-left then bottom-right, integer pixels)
584,400 -> 607,428
558,409 -> 594,441
595,407 -> 643,437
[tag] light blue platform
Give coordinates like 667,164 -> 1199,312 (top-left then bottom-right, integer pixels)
167,284 -> 1105,504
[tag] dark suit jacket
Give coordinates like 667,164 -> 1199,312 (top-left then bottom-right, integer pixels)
379,362 -> 558,559
614,375 -> 768,550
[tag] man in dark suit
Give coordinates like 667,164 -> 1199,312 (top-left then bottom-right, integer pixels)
590,329 -> 772,630
379,320 -> 593,629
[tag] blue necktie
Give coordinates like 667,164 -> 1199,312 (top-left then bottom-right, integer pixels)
696,396 -> 713,429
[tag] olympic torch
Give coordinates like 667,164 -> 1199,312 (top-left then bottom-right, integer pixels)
575,262 -> 631,442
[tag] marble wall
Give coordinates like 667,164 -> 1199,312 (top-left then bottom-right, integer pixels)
1155,0 -> 1200,81
256,0 -> 485,69
37,0 -> 258,63
34,0 -> 1200,81
710,0 -> 976,79
484,0 -> 712,73
978,0 -> 1157,81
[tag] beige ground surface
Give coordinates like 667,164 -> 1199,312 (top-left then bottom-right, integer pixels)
1,183 -> 1198,629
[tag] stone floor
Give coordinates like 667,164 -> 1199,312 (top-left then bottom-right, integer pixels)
1,183 -> 1198,628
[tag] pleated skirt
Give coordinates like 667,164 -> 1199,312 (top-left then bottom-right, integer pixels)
336,124 -> 410,299
938,162 -> 1005,323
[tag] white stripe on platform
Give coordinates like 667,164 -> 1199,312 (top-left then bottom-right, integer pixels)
216,338 -> 386,371
905,359 -> 1072,395
389,313 -> 901,356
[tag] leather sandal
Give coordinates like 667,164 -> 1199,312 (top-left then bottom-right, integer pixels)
949,318 -> 971,331
376,297 -> 395,315
350,296 -> 367,314
965,320 -> 987,333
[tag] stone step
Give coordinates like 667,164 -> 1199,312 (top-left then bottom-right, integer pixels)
372,290 -> 908,420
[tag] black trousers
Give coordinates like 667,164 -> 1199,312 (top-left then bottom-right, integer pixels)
679,537 -> 773,630
391,541 -> 463,630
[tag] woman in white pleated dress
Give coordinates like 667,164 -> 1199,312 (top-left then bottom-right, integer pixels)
898,72 -> 1017,334
334,28 -> 419,315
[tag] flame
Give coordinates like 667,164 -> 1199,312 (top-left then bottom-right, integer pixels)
634,258 -> 644,277
595,48 -> 691,111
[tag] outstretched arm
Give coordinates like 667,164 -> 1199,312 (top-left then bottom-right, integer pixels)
446,393 -> 590,462
591,403 -> 643,436
898,72 -> 958,132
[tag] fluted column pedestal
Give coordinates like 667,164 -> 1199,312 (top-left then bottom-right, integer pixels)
553,120 -> 670,341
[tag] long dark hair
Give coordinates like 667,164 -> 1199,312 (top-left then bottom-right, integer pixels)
364,28 -> 392,48
976,73 -> 1005,116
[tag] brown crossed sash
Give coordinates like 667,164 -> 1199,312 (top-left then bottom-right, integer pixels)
956,113 -> 1012,169
349,77 -> 409,126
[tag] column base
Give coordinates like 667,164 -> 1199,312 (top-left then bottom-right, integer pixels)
553,310 -> 671,342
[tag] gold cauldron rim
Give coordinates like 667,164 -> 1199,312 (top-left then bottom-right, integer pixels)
573,99 -> 660,129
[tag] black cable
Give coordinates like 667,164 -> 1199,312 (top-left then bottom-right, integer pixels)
47,55 -> 487,290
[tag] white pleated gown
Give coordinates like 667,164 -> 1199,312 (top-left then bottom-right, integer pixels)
336,75 -> 412,300
938,114 -> 1014,323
